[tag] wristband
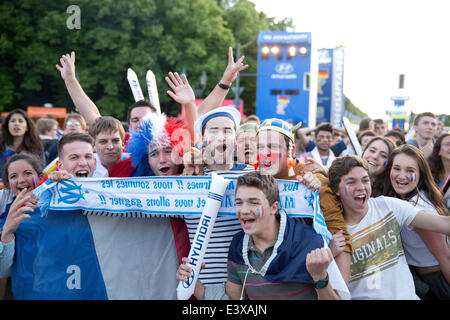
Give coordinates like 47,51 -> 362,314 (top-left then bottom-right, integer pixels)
217,82 -> 230,90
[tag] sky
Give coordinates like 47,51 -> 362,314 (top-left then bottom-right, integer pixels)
251,0 -> 450,119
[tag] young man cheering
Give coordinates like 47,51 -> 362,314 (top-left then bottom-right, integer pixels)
177,172 -> 340,300
328,155 -> 450,299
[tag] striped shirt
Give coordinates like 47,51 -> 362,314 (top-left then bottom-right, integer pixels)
227,237 -> 316,300
184,163 -> 254,285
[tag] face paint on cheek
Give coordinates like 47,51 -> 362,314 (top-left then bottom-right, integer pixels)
257,207 -> 263,218
345,186 -> 349,197
410,173 -> 416,183
383,161 -> 387,167
257,152 -> 281,162
268,152 -> 281,162
32,177 -> 36,189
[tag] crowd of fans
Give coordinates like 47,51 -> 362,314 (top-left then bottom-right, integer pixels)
0,47 -> 449,301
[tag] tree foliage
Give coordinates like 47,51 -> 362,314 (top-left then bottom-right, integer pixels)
0,0 -> 295,120
219,0 -> 294,116
344,95 -> 368,121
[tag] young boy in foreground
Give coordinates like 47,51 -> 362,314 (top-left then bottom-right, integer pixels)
176,171 -> 340,300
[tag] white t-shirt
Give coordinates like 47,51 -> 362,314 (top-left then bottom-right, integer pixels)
347,196 -> 421,300
93,154 -> 108,178
401,192 -> 441,267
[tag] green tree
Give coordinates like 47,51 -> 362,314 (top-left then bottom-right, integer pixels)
0,0 -> 294,119
344,95 -> 368,122
0,0 -> 234,119
219,0 -> 294,116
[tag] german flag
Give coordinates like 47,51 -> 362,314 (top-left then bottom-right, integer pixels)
318,69 -> 329,78
278,96 -> 290,103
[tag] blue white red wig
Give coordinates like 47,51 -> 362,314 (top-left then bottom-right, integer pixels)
126,113 -> 189,176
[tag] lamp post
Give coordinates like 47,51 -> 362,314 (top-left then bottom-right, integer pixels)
192,70 -> 208,98
232,40 -> 255,108
200,70 -> 207,92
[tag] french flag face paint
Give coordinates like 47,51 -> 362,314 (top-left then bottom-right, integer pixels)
344,186 -> 349,197
410,173 -> 416,183
257,152 -> 281,162
257,207 -> 264,218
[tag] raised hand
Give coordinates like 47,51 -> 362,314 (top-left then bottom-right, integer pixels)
165,72 -> 196,105
176,257 -> 205,282
419,140 -> 433,158
297,171 -> 322,191
328,230 -> 346,257
182,147 -> 204,176
301,158 -> 328,177
1,189 -> 38,243
220,46 -> 249,86
48,170 -> 74,182
56,51 -> 76,82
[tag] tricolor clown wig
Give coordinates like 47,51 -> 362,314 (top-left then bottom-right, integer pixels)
126,112 -> 190,176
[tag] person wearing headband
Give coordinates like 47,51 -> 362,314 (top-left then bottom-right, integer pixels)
256,118 -> 352,285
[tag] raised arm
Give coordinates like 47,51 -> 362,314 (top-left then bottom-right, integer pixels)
197,46 -> 248,116
411,211 -> 450,235
297,127 -> 314,148
165,72 -> 197,142
56,51 -> 101,126
414,228 -> 450,284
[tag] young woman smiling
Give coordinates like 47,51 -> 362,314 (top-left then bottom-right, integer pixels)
362,136 -> 395,197
0,153 -> 43,300
380,144 -> 449,299
361,136 -> 395,178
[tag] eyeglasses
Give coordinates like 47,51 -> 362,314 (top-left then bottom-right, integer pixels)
66,121 -> 81,126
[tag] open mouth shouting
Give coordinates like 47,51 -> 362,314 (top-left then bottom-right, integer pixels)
214,143 -> 228,154
74,170 -> 89,177
240,215 -> 257,231
354,194 -> 367,207
17,185 -> 31,192
158,166 -> 174,175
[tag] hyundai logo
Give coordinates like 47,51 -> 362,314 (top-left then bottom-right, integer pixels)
275,63 -> 294,74
182,269 -> 195,288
